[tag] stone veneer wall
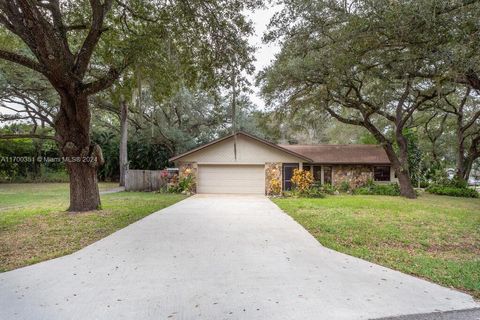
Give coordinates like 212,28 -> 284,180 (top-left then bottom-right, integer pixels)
179,162 -> 198,193
265,162 -> 282,195
333,165 -> 373,189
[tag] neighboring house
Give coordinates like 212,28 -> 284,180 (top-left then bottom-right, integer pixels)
446,167 -> 480,186
169,131 -> 397,194
446,168 -> 456,180
470,168 -> 480,186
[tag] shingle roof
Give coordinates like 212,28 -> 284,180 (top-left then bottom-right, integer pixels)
278,144 -> 391,164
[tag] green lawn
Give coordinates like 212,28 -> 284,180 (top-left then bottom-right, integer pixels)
274,194 -> 480,299
0,183 -> 186,272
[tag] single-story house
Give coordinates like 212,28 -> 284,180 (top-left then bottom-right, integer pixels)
169,131 -> 397,194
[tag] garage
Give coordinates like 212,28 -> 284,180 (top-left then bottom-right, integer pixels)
197,164 -> 265,194
169,132 -> 310,195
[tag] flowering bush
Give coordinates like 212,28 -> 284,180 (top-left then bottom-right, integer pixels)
286,170 -> 326,198
291,169 -> 313,193
168,167 -> 196,194
160,170 -> 169,179
268,178 -> 282,196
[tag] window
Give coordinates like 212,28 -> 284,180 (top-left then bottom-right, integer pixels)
283,163 -> 299,191
374,166 -> 391,181
313,166 -> 322,181
323,166 -> 332,184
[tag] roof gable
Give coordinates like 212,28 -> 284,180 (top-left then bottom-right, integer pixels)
169,131 -> 312,162
170,131 -> 391,165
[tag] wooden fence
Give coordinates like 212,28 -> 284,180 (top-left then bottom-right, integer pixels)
125,170 -> 167,191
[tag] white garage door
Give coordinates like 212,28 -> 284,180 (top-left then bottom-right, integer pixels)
197,164 -> 265,194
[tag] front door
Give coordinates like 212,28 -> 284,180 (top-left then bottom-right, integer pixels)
283,163 -> 299,191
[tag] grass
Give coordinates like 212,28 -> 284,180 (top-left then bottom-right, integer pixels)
273,194 -> 480,299
0,183 -> 186,272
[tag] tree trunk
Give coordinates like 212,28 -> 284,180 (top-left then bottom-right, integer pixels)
395,168 -> 417,198
383,143 -> 417,199
453,110 -> 468,181
431,143 -> 440,166
55,92 -> 103,212
68,161 -> 101,211
119,97 -> 128,187
463,157 -> 474,182
462,137 -> 480,182
456,149 -> 465,180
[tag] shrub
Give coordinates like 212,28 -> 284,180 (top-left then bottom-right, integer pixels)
168,168 -> 195,194
312,180 -> 322,189
178,173 -> 195,193
166,174 -> 179,192
419,181 -> 430,188
320,183 -> 337,195
426,185 -> 478,198
426,175 -> 478,198
299,187 -> 325,198
291,169 -> 313,193
287,185 -> 326,198
448,178 -> 469,189
353,180 -> 400,196
339,181 -> 350,193
268,178 -> 282,196
431,170 -> 468,188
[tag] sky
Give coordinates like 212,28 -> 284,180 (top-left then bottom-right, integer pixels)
246,6 -> 281,110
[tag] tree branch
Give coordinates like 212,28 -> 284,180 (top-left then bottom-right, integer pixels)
465,70 -> 480,91
81,67 -> 121,95
0,49 -> 46,74
73,0 -> 113,77
0,133 -> 57,140
66,24 -> 88,31
323,104 -> 364,126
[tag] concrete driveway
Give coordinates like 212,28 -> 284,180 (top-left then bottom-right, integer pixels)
0,195 -> 477,320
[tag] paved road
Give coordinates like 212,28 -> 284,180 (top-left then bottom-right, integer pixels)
0,195 -> 477,320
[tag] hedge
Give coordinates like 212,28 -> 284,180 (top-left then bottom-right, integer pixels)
353,183 -> 400,196
426,185 -> 479,198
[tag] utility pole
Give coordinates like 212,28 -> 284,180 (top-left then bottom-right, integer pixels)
231,68 -> 237,160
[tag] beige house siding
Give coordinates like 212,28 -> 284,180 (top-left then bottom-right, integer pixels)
177,135 -> 305,164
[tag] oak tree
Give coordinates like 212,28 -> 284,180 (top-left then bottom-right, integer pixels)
260,0 -> 479,197
0,0 -> 259,210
